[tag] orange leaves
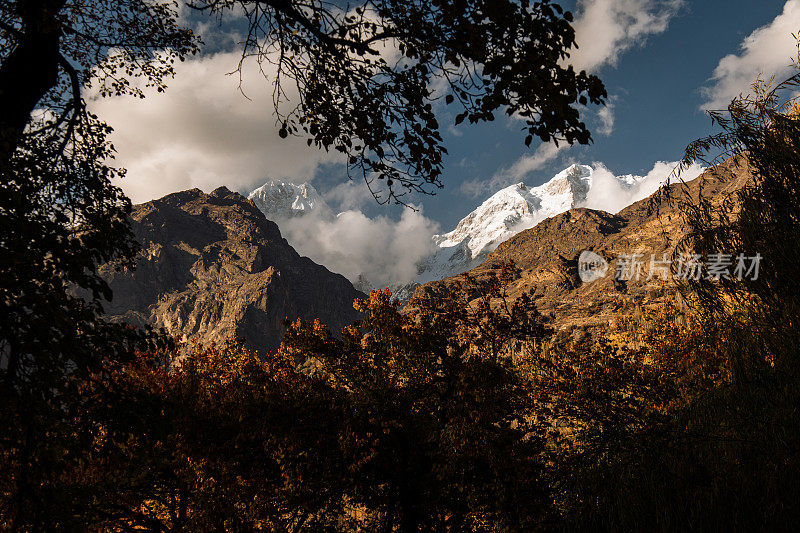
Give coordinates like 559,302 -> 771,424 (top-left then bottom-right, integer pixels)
353,287 -> 393,312
353,288 -> 401,327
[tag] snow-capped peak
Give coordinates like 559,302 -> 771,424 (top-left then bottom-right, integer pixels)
247,179 -> 328,219
415,163 -> 657,284
418,164 -> 593,282
241,164 -> 660,299
536,163 -> 593,202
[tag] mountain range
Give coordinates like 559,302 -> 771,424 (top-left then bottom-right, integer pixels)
412,157 -> 751,334
96,161 -> 736,351
417,164 -> 646,283
244,164 -> 658,292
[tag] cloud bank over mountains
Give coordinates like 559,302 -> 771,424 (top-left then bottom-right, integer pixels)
583,160 -> 703,213
87,50 -> 341,204
247,180 -> 440,287
280,207 -> 439,288
247,161 -> 704,288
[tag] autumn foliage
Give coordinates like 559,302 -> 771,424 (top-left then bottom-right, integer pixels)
5,249 -> 800,530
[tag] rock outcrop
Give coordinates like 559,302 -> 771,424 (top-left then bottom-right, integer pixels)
100,186 -> 364,352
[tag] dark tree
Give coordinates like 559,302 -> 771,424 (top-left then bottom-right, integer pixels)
193,0 -> 607,203
629,60 -> 800,530
670,67 -> 800,364
0,1 -> 197,527
0,1 -> 200,380
277,269 -> 553,530
13,269 -> 552,530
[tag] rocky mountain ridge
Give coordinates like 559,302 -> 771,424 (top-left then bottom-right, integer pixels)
100,186 -> 364,352
418,164 -> 598,282
98,160 -> 746,350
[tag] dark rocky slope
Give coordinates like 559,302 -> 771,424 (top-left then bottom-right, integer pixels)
100,186 -> 364,352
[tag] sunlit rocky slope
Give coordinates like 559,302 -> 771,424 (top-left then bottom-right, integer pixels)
99,186 -> 364,352
412,158 -> 752,333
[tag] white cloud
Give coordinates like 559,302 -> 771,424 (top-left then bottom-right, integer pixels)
582,160 -> 705,213
461,142 -> 570,197
324,180 -> 379,211
569,0 -> 684,72
447,124 -> 464,137
87,51 -> 342,204
597,100 -> 616,136
701,0 -> 800,110
505,143 -> 568,179
275,206 -> 439,287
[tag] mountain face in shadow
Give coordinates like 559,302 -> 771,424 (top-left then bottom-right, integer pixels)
99,186 -> 364,352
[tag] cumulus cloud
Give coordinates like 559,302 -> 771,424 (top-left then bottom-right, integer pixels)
87,51 -> 341,204
503,143 -> 568,180
569,0 -> 684,72
275,207 -> 440,287
701,0 -> 800,110
324,180 -> 380,212
582,160 -> 705,213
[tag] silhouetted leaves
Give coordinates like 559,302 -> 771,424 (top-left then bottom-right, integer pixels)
0,1 -> 198,527
192,0 -> 606,204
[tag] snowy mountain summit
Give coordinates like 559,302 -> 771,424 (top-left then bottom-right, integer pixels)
244,163 -> 660,298
418,164 -> 642,282
247,179 -> 329,219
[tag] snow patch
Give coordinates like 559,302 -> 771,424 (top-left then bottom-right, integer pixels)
248,180 -> 330,218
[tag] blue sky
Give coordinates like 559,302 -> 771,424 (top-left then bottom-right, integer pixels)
383,0 -> 794,228
90,0 -> 800,246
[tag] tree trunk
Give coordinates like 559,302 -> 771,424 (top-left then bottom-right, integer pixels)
0,0 -> 67,167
